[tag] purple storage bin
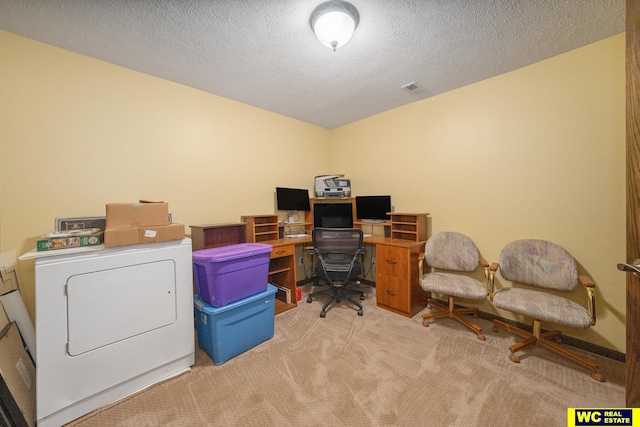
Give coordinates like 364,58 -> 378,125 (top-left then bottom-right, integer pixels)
193,243 -> 272,307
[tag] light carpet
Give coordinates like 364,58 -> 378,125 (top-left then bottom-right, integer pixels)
67,283 -> 625,427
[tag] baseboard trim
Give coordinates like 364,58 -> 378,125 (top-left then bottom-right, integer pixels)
475,310 -> 625,363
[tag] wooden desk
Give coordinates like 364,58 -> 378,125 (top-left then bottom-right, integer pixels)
193,213 -> 429,317
264,235 -> 426,318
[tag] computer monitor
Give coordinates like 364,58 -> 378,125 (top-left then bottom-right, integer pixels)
275,187 -> 311,212
313,203 -> 353,228
355,195 -> 391,221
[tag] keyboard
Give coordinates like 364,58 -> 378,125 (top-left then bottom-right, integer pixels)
285,234 -> 310,238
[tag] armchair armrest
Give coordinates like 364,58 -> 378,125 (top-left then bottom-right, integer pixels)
479,257 -> 490,295
488,262 -> 499,301
579,275 -> 597,326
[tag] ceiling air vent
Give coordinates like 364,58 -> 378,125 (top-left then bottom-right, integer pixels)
401,81 -> 425,96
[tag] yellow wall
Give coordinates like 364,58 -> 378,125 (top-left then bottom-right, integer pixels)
0,30 -> 626,352
332,34 -> 626,352
0,30 -> 331,317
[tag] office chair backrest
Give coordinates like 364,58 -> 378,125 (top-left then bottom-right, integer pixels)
312,228 -> 363,285
498,239 -> 578,291
424,231 -> 479,272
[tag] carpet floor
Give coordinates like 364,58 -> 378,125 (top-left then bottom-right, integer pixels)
67,283 -> 625,427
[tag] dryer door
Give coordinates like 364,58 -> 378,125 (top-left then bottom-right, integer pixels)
66,259 -> 177,356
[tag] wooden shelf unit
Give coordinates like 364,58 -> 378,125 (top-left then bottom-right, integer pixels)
388,213 -> 429,242
189,223 -> 246,251
241,215 -> 280,242
353,220 -> 391,238
268,242 -> 298,314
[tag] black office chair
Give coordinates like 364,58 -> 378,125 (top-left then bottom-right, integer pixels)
306,228 -> 365,317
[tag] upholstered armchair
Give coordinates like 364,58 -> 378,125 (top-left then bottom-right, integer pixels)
419,232 -> 490,340
489,239 -> 603,382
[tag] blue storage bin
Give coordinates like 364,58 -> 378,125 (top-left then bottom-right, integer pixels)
194,284 -> 276,365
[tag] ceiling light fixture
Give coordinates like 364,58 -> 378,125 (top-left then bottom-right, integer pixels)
310,1 -> 360,52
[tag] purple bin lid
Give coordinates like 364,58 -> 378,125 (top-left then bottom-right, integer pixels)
192,243 -> 272,262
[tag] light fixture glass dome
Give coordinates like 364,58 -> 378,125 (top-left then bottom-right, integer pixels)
310,1 -> 360,51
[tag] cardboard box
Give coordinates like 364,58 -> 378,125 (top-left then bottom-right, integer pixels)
104,223 -> 185,248
103,227 -> 139,247
105,202 -> 169,229
36,230 -> 103,251
139,223 -> 185,244
0,322 -> 35,427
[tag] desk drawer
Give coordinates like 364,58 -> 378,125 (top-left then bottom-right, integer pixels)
270,245 -> 294,259
376,274 -> 409,313
376,245 -> 409,279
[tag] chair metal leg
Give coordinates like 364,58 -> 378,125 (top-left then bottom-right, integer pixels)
310,284 -> 364,317
422,297 -> 485,340
491,319 -> 605,382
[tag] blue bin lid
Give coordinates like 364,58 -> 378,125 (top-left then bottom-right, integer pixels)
192,243 -> 272,262
194,284 -> 277,314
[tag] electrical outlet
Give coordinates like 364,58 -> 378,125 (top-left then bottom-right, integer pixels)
298,257 -> 304,265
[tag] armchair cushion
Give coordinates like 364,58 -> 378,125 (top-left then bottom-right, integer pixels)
499,239 -> 578,291
492,287 -> 592,330
422,272 -> 488,300
424,231 -> 479,272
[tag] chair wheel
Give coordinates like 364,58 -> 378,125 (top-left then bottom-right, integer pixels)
473,313 -> 478,319
492,325 -> 499,332
422,320 -> 430,327
359,294 -> 365,301
357,309 -> 363,316
336,297 -> 341,303
477,333 -> 486,341
509,353 -> 520,363
591,372 -> 605,382
307,297 -> 313,303
320,311 -> 326,318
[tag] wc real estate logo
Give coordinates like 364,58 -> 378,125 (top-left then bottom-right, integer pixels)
568,409 -> 637,426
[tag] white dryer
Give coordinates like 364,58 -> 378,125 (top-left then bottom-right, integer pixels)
25,238 -> 195,427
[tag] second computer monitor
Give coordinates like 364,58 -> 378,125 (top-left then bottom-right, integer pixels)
355,195 -> 391,221
313,203 -> 353,228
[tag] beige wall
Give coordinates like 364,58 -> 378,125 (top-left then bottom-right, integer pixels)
0,30 -> 331,317
0,30 -> 626,352
332,34 -> 626,352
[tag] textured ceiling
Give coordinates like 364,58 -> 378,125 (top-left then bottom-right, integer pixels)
0,0 -> 626,129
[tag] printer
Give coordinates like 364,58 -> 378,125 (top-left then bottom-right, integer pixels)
315,175 -> 351,198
